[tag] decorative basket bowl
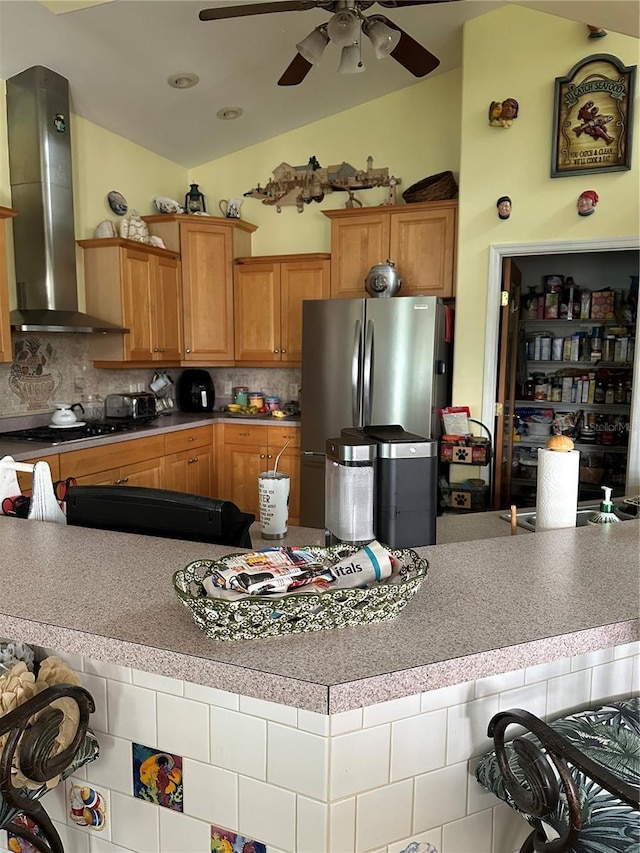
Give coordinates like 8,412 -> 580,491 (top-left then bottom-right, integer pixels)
402,170 -> 458,203
173,544 -> 429,641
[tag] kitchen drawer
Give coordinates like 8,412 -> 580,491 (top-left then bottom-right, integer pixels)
267,425 -> 300,448
223,423 -> 267,446
164,425 -> 213,454
59,434 -> 165,478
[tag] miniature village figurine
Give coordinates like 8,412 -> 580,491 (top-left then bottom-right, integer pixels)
577,190 -> 599,216
489,99 -> 518,128
587,24 -> 607,39
496,196 -> 512,220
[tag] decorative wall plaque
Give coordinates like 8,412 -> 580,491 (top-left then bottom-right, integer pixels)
551,54 -> 636,177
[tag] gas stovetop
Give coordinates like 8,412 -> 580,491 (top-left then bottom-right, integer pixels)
0,419 -> 158,445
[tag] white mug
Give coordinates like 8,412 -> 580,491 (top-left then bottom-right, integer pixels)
219,198 -> 243,219
150,372 -> 172,394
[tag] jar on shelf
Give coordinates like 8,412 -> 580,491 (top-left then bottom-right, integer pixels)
523,287 -> 539,320
602,335 -> 615,363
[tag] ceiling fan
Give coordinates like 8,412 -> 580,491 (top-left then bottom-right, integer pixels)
199,0 -> 458,86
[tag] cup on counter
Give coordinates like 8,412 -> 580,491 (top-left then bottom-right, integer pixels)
258,471 -> 290,539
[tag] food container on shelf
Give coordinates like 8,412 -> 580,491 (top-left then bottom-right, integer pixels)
527,420 -> 552,439
519,456 -> 539,479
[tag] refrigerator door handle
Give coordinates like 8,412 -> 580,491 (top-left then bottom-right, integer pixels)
363,318 -> 374,424
352,319 -> 362,426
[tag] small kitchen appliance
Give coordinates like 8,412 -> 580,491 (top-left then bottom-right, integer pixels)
104,392 -> 157,420
325,435 -> 377,546
177,369 -> 215,413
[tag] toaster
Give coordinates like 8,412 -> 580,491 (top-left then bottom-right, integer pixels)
104,392 -> 157,420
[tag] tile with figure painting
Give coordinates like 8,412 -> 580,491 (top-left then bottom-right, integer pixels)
211,824 -> 267,853
132,742 -> 183,812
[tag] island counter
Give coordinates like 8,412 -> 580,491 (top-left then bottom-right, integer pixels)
0,515 -> 638,853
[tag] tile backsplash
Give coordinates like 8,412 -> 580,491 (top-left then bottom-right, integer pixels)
0,333 -> 300,420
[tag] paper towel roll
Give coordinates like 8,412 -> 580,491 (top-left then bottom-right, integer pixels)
535,448 -> 580,531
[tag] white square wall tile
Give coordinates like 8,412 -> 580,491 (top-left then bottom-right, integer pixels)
468,757 -> 499,815
183,681 -> 239,709
267,722 -> 328,800
157,693 -> 210,762
591,657 -> 634,702
182,757 -> 237,829
39,647 -> 84,673
297,796 -> 328,853
614,642 -> 640,659
107,681 -> 156,746
298,709 -> 330,735
240,695 -> 297,725
524,657 -> 570,684
493,802 -> 531,853
633,656 -> 640,694
132,669 -> 184,696
570,648 -> 614,671
421,681 -> 474,712
414,761 -> 468,833
85,659 -> 132,683
390,709 -> 447,781
110,793 -> 159,853
329,798 -> 356,853
330,725 -> 390,800
546,670 -> 591,719
42,781 -> 68,824
159,807 -> 211,852
363,694 -> 421,727
447,696 -> 500,765
86,733 -> 133,796
442,808 -> 493,853
356,779 -> 413,852
51,821 -> 90,852
89,836 -> 136,852
389,827 -> 441,853
475,669 -> 524,699
211,707 -> 266,780
80,672 -> 108,735
238,776 -> 296,852
331,708 -> 363,735
498,683 -> 547,719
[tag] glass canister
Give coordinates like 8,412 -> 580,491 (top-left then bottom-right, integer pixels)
232,386 -> 249,406
249,391 -> 265,410
265,396 -> 281,411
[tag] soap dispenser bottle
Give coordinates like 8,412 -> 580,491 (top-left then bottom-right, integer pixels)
587,486 -> 621,525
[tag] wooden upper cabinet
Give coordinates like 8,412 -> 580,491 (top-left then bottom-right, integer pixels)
234,253 -> 330,365
143,214 -> 256,366
323,200 -> 457,299
79,238 -> 181,366
0,207 -> 18,363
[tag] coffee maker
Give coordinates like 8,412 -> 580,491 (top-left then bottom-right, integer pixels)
325,425 -> 438,548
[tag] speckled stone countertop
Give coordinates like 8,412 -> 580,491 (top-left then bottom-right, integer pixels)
0,513 -> 637,713
0,412 -> 299,461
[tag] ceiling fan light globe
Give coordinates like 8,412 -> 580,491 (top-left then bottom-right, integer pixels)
296,26 -> 329,65
327,9 -> 360,47
338,43 -> 366,74
365,19 -> 401,59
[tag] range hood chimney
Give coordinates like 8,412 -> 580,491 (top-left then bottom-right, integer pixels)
6,65 -> 124,333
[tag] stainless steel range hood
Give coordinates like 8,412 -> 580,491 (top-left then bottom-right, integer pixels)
6,65 -> 124,333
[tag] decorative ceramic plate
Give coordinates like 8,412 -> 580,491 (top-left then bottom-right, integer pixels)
107,190 -> 128,216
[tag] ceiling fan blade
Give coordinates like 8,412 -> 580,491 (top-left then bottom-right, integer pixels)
199,1 -> 325,23
383,16 -> 440,77
278,52 -> 314,86
377,0 -> 460,7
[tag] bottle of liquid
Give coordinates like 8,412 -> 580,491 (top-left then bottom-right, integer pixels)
594,379 -> 606,403
615,379 -> 626,404
587,486 -> 621,525
605,380 -> 615,405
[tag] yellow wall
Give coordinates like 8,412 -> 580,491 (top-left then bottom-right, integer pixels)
191,69 -> 462,256
455,4 -> 639,414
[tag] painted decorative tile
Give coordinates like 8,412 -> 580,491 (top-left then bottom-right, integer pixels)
10,338 -> 60,410
132,743 -> 183,812
69,783 -> 107,830
211,824 -> 267,853
6,814 -> 41,852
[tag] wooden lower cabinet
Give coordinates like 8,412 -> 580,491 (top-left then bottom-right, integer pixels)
164,426 -> 214,496
220,423 -> 301,525
59,435 -> 165,488
16,455 -> 60,493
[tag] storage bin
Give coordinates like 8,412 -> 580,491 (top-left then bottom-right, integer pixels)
440,482 -> 489,511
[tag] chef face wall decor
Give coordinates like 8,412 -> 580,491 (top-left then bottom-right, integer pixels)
551,54 -> 636,177
488,98 -> 519,128
577,189 -> 599,216
496,196 -> 512,219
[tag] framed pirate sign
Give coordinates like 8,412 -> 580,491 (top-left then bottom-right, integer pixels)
551,54 -> 636,177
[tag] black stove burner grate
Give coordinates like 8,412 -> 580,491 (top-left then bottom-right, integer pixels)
0,418 -> 157,444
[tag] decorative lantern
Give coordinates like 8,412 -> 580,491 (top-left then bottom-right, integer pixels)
184,183 -> 206,214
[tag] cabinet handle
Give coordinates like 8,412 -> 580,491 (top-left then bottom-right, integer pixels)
186,348 -> 192,353
188,437 -> 195,442
188,457 -> 198,464
281,349 -> 286,354
267,454 -> 272,459
274,349 -> 280,354
239,431 -> 249,436
260,453 -> 266,459
160,348 -> 165,353
115,477 -> 129,484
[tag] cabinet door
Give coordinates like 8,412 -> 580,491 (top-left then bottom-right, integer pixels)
280,259 -> 330,363
329,213 -> 390,298
180,222 -> 235,362
72,467 -> 121,486
390,203 -> 457,297
0,209 -> 16,363
234,264 -> 281,362
222,443 -> 266,518
118,457 -> 164,488
123,248 -> 154,360
153,255 -> 182,361
165,446 -> 213,496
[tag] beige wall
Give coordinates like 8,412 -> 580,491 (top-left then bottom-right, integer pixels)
191,68 -> 462,256
455,4 -> 639,414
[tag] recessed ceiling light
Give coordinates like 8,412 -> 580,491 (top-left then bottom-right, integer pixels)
217,107 -> 243,121
168,73 -> 199,90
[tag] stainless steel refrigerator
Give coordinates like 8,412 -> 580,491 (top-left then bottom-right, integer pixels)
300,295 -> 451,528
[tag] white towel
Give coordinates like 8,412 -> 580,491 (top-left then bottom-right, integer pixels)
0,455 -> 21,502
28,461 -> 67,525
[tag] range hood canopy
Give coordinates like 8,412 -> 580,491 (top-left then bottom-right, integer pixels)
6,65 -> 124,333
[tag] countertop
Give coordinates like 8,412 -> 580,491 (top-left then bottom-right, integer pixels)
0,512 -> 637,713
0,412 -> 300,461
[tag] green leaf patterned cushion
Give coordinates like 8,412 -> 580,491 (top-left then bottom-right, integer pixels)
475,698 -> 640,853
0,729 -> 100,831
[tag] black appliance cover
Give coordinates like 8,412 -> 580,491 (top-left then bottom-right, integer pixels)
65,485 -> 253,548
177,369 -> 215,412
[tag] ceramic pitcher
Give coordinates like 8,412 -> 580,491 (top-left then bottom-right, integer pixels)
218,198 -> 243,219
